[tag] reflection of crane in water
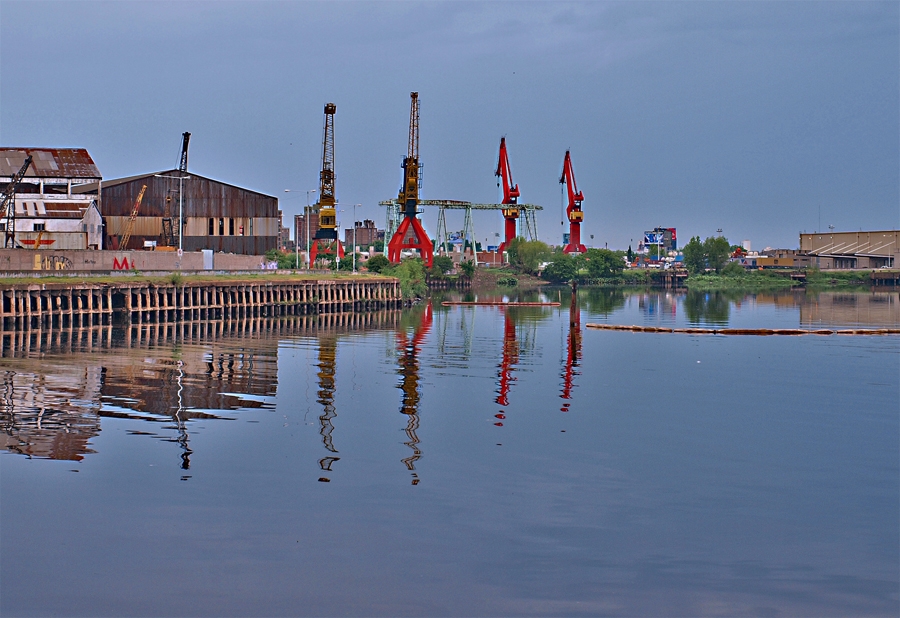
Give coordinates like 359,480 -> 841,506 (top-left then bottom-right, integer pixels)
316,337 -> 340,480
396,302 -> 433,484
494,308 -> 519,426
560,286 -> 582,411
173,359 -> 193,474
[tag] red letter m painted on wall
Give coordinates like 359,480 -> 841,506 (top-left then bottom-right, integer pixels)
113,257 -> 132,270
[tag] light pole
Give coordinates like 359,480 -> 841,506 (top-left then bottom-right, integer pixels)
155,173 -> 191,251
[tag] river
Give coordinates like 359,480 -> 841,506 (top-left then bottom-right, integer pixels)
1,288 -> 897,616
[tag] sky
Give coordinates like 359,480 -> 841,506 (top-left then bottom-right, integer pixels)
2,1 -> 898,250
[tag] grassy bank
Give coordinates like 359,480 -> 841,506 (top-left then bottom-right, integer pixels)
685,271 -> 798,291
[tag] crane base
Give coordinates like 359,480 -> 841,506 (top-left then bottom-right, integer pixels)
388,216 -> 433,268
310,239 -> 344,267
562,244 -> 587,254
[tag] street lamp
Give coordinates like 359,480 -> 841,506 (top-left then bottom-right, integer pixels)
155,173 -> 191,251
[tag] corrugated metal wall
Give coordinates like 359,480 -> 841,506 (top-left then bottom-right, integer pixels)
100,173 -> 279,254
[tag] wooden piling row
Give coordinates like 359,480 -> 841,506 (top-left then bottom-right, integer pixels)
0,279 -> 403,328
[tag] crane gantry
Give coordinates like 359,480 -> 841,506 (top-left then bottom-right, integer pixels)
310,103 -> 344,266
119,184 -> 147,250
560,150 -> 586,254
387,92 -> 433,268
495,137 -> 521,254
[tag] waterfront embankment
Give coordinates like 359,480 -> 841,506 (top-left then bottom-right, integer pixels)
0,275 -> 402,326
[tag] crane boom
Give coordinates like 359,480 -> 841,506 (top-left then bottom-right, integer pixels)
387,92 -> 433,267
2,155 -> 33,248
309,103 -> 344,266
496,137 -> 521,254
119,184 -> 147,250
559,150 -> 586,254
179,132 -> 191,172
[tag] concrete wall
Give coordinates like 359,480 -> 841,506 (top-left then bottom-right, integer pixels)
0,249 -> 266,274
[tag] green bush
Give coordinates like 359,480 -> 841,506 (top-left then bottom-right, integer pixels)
459,260 -> 475,278
365,254 -> 390,273
721,261 -> 745,277
496,276 -> 518,286
384,258 -> 427,299
542,254 -> 578,283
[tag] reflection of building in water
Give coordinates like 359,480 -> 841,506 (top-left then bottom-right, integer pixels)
0,313 -> 404,466
800,292 -> 900,327
560,289 -> 581,411
1,364 -> 102,460
494,309 -> 519,425
638,291 -> 678,322
396,303 -> 432,485
315,337 -> 340,479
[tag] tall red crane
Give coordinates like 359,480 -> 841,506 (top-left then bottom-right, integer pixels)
560,150 -> 586,254
388,92 -> 433,268
495,137 -> 521,254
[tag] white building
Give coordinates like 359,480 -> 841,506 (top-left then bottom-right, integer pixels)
1,148 -> 104,250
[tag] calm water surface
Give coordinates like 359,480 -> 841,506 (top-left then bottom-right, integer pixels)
2,289 -> 898,617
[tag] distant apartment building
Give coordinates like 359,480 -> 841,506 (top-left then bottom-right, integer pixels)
344,219 -> 383,248
294,212 -> 320,251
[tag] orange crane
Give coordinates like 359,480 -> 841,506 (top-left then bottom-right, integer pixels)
387,92 -> 433,268
119,184 -> 147,250
560,150 -> 586,254
495,137 -> 521,254
309,103 -> 344,266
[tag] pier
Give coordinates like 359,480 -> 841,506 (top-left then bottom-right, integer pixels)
0,278 -> 402,327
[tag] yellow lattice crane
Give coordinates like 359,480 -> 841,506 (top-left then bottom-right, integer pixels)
119,184 -> 147,250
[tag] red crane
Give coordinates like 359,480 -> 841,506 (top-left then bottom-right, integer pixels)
388,92 -> 433,268
495,137 -> 521,254
560,150 -> 586,254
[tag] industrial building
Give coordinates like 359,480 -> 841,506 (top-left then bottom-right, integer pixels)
800,230 -> 898,269
76,170 -> 279,253
1,148 -> 104,250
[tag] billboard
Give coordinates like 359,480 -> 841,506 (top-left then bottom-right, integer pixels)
643,228 -> 677,251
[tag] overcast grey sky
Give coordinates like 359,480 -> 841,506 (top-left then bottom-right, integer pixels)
2,1 -> 897,249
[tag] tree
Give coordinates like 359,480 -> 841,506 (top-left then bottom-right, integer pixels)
430,255 -> 454,275
541,253 -> 578,283
627,245 -> 634,263
584,248 -> 624,280
365,254 -> 390,273
507,238 -> 550,274
458,259 -> 475,278
704,236 -> 731,273
682,236 -> 706,275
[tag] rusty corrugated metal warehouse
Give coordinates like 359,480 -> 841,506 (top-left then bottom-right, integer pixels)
75,170 -> 279,254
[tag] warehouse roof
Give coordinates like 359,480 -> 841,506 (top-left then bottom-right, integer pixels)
73,169 -> 276,199
0,148 -> 101,180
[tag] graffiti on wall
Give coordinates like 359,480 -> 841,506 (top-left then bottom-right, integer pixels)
112,257 -> 133,270
33,254 -> 73,271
